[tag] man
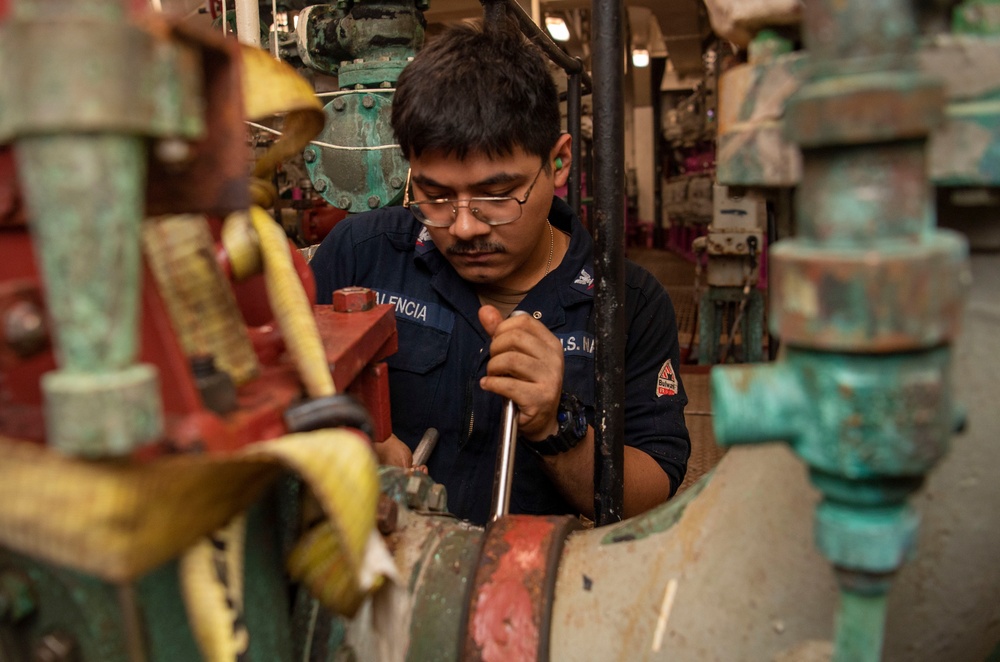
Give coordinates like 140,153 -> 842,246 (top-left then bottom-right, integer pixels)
311,22 -> 689,525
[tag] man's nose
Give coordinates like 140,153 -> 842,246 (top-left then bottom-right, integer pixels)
449,202 -> 491,241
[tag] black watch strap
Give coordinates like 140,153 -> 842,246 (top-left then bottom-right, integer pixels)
524,392 -> 588,456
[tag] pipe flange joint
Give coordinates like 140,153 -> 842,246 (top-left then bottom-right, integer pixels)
785,70 -> 945,147
769,231 -> 970,352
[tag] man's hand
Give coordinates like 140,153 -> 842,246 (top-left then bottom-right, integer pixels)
373,433 -> 413,468
478,305 -> 564,440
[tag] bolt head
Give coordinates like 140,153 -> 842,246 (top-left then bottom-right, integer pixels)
4,300 -> 47,358
427,484 -> 448,512
405,474 -> 430,509
332,98 -> 346,111
332,287 -> 376,313
303,148 -> 317,163
33,631 -> 77,662
314,178 -> 328,192
362,95 -> 375,109
154,138 -> 192,166
390,176 -> 403,189
338,195 -> 352,209
376,494 -> 398,534
367,195 -> 381,209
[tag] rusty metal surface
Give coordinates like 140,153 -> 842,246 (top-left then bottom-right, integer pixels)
407,525 -> 484,662
0,16 -> 202,141
313,303 -> 397,392
769,233 -> 968,352
463,515 -> 581,662
786,71 -> 945,147
0,148 -> 23,227
145,23 -> 249,217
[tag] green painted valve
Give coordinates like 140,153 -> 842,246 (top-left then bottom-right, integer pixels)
710,1 -> 971,661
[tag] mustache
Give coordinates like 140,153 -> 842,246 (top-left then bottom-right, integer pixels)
447,241 -> 506,255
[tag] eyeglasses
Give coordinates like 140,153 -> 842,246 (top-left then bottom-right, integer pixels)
403,164 -> 545,227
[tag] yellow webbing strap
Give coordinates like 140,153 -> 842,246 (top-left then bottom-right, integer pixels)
0,429 -> 377,585
180,514 -> 251,661
239,44 -> 324,207
247,205 -> 335,399
142,214 -> 261,386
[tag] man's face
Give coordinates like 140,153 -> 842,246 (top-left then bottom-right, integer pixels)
407,147 -> 557,292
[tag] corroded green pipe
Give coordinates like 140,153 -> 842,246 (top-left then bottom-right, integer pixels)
3,0 -> 163,455
711,1 -> 970,659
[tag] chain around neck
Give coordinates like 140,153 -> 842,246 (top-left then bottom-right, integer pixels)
544,220 -> 554,276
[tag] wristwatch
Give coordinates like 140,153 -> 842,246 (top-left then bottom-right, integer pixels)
524,392 -> 589,456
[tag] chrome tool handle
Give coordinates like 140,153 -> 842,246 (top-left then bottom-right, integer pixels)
490,398 -> 519,522
489,310 -> 528,522
411,427 -> 439,468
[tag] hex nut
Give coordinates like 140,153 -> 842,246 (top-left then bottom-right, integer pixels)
332,287 -> 376,313
314,178 -> 328,192
405,474 -> 429,510
367,195 -> 381,209
362,95 -> 375,109
427,484 -> 448,512
332,98 -> 346,111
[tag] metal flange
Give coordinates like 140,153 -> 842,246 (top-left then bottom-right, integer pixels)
304,91 -> 407,213
462,515 -> 582,662
769,232 -> 970,352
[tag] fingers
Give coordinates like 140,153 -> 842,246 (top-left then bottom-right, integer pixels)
373,434 -> 413,468
478,306 -> 564,440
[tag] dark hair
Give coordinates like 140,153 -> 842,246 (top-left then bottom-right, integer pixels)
391,22 -> 561,163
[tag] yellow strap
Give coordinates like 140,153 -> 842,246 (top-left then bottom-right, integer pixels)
247,205 -> 336,398
180,515 -> 250,662
239,45 -> 324,189
0,429 -> 377,584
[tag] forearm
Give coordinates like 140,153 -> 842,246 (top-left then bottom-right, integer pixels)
533,428 -> 673,520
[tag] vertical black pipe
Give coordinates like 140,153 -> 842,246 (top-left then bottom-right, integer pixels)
591,0 -> 626,525
480,0 -> 507,32
567,64 -> 582,218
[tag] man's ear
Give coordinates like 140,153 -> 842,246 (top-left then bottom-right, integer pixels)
551,133 -> 573,188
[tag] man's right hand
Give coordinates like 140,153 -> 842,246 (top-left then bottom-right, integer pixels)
373,433 -> 413,468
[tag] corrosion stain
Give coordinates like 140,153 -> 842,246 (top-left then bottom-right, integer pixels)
471,518 -> 553,661
464,516 -> 578,662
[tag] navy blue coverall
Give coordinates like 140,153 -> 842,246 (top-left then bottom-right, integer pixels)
311,196 -> 690,525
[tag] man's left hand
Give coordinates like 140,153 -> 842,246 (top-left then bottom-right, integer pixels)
478,305 -> 563,441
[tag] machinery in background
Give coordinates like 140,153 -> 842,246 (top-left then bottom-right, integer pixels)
0,1 -> 997,661
295,1 -> 424,215
692,185 -> 765,364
